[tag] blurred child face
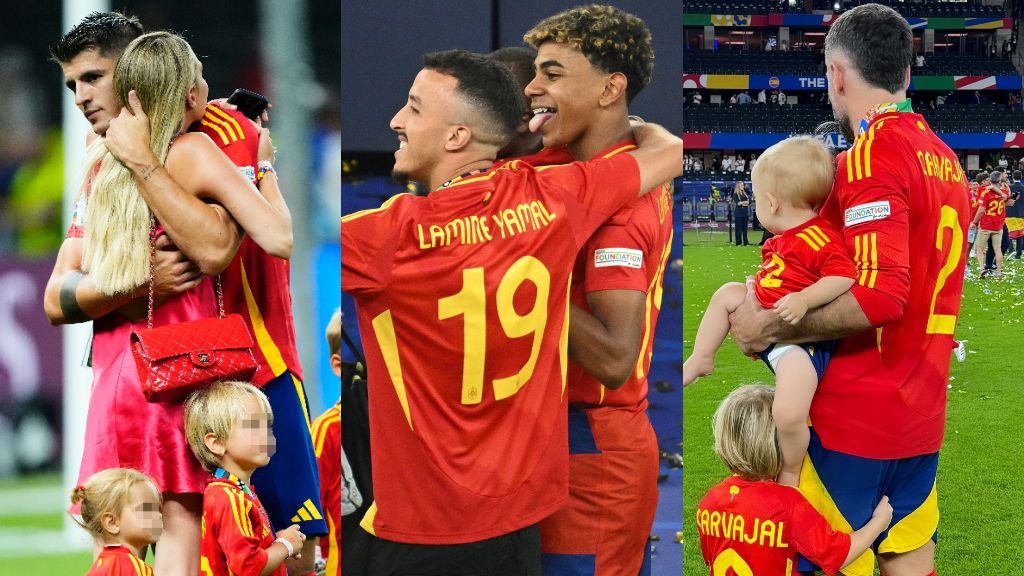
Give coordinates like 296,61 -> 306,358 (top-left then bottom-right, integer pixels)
118,482 -> 163,549
225,394 -> 276,470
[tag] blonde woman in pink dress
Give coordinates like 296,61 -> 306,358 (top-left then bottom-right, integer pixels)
53,32 -> 290,575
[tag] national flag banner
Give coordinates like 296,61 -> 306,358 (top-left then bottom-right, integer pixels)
905,17 -> 927,29
682,74 -> 707,89
954,76 -> 997,90
1003,132 -> 1024,149
965,17 -> 1006,29
710,14 -> 752,26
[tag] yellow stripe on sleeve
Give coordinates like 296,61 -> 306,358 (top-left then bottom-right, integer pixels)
304,499 -> 324,520
864,124 -> 877,178
853,140 -> 864,181
868,232 -> 878,288
846,149 -> 854,183
207,105 -> 246,141
796,231 -> 823,251
199,117 -> 230,146
359,501 -> 378,535
805,225 -> 829,247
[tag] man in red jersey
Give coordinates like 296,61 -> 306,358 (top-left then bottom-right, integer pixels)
341,49 -> 681,575
973,170 -> 1011,277
729,4 -> 969,576
518,6 -> 671,575
45,13 -> 325,575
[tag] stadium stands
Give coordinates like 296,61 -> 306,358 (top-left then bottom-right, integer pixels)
684,102 -> 1024,133
685,49 -> 1015,76
685,0 -> 1002,17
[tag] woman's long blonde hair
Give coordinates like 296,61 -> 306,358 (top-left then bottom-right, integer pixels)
81,31 -> 199,295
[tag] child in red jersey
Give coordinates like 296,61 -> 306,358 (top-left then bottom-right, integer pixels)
184,381 -> 305,576
698,385 -> 892,575
684,136 -> 857,486
71,468 -> 162,576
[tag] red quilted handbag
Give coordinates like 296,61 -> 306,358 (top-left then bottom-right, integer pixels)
131,226 -> 258,402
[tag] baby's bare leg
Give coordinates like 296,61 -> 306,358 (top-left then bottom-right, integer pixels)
683,282 -> 748,386
772,348 -> 818,487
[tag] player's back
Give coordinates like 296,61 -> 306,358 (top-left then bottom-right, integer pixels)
342,155 -> 640,543
697,477 -> 850,576
195,105 -> 302,385
817,112 -> 970,458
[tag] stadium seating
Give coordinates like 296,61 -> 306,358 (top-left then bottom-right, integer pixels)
684,102 -> 1024,133
685,0 -> 1002,17
684,49 -> 1015,76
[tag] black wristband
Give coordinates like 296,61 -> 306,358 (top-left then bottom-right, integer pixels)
59,271 -> 91,324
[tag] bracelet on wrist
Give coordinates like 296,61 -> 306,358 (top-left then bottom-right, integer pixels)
275,536 -> 294,557
257,161 -> 275,182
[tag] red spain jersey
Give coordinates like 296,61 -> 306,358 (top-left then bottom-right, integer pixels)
977,186 -> 1007,231
86,546 -> 152,576
697,477 -> 851,576
753,216 -> 856,309
195,104 -> 303,386
199,474 -> 285,576
341,153 -> 641,544
566,142 -> 675,408
816,111 -> 970,458
311,401 -> 341,576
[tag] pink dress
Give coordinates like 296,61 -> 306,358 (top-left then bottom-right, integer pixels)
76,274 -> 216,494
68,186 -> 215,494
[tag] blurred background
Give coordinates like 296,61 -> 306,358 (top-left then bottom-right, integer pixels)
0,0 -> 339,569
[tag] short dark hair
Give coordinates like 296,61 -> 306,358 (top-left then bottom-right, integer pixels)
1014,170 -> 1021,181
50,11 -> 144,63
423,50 -> 521,146
489,46 -> 537,94
524,4 -> 654,103
976,171 -> 990,183
824,4 -> 912,94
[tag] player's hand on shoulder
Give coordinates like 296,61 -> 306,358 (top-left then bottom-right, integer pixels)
773,293 -> 807,324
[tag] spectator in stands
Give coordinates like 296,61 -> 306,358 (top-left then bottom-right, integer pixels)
732,181 -> 751,246
738,91 -> 752,105
685,154 -> 694,172
749,153 -> 758,171
735,156 -> 747,173
729,93 -> 738,105
693,91 -> 703,105
778,89 -> 787,105
712,154 -> 722,172
780,40 -> 789,51
723,155 -> 734,172
757,89 -> 767,104
1002,39 -> 1012,57
915,53 -> 925,67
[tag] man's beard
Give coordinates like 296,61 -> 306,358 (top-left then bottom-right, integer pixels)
815,112 -> 855,146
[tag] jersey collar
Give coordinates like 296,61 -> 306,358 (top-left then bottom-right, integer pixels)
858,99 -> 913,136
593,139 -> 638,160
214,467 -> 256,499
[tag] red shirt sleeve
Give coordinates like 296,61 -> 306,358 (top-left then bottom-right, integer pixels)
66,189 -> 85,239
580,199 -> 655,294
814,232 -> 857,279
535,153 -> 642,247
835,137 -> 911,326
209,487 -> 270,576
786,492 -> 852,576
341,194 -> 409,296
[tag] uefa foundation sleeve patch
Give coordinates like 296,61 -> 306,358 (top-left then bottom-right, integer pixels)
594,247 -> 643,268
844,201 -> 891,227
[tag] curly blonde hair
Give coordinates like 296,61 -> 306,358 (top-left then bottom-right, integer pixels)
523,4 -> 654,103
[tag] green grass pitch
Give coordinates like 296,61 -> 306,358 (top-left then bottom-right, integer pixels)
683,229 -> 1023,575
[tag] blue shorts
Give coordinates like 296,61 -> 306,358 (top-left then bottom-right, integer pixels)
251,370 -> 328,536
757,339 -> 837,380
796,428 -> 939,576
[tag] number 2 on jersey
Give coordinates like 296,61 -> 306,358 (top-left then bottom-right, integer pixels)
439,256 -> 551,404
926,205 -> 963,335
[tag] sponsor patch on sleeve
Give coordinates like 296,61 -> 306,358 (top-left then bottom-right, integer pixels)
594,248 -> 643,269
240,165 -> 256,182
844,200 -> 891,227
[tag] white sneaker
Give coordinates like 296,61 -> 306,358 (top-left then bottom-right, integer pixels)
954,340 -> 967,362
